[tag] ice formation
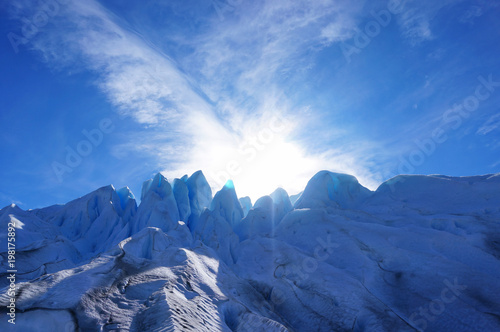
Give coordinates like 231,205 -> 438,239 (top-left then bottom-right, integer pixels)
1,170 -> 499,331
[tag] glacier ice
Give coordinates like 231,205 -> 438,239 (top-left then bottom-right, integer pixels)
186,170 -> 212,229
269,188 -> 293,223
294,171 -> 372,210
239,196 -> 252,218
1,170 -> 499,331
210,180 -> 244,228
172,177 -> 191,222
133,173 -> 181,235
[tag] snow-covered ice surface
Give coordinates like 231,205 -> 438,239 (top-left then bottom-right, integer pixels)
1,170 -> 499,331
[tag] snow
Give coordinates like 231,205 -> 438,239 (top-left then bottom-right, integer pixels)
36,185 -> 133,260
0,204 -> 80,285
366,174 -> 500,217
0,309 -> 76,332
1,170 -> 499,331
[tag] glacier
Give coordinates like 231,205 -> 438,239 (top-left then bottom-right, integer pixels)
0,170 -> 499,331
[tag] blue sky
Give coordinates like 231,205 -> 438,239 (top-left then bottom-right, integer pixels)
1,0 -> 499,209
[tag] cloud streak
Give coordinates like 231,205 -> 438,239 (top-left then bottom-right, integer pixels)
10,0 -> 486,202
395,0 -> 464,45
477,114 -> 500,136
8,0 -> 384,199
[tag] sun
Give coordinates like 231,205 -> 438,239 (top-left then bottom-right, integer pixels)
165,114 -> 327,204
228,135 -> 318,202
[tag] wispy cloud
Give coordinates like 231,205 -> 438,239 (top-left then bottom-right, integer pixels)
395,0 -> 464,45
491,159 -> 500,169
185,1 -> 361,99
476,113 -> 500,136
10,0 -> 474,201
458,5 -> 483,24
0,192 -> 23,207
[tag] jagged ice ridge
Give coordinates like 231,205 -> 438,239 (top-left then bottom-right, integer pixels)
1,170 -> 499,331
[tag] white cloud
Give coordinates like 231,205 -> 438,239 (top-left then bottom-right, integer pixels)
395,0 -> 464,45
477,114 -> 500,136
458,5 -> 483,24
320,20 -> 357,45
11,0 -> 391,201
491,159 -> 500,169
0,192 -> 23,207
